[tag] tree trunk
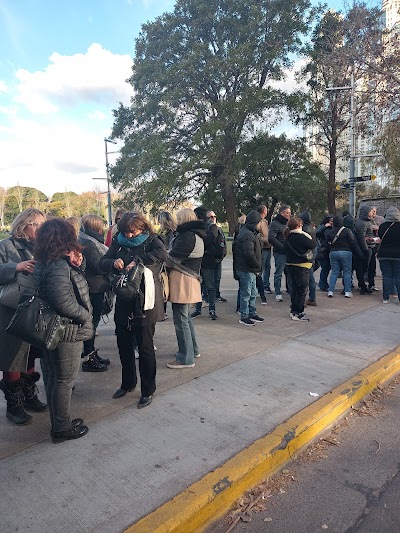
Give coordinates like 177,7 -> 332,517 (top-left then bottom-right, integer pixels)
220,174 -> 237,235
327,142 -> 337,214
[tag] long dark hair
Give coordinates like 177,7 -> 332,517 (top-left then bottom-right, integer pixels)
34,218 -> 82,264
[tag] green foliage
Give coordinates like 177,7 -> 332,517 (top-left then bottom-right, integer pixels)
111,0 -> 313,231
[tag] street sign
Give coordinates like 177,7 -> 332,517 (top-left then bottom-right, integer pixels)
336,183 -> 350,190
354,175 -> 377,182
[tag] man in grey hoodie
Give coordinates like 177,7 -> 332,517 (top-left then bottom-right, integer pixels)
354,204 -> 375,294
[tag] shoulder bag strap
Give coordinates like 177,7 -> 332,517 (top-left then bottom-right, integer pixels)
380,223 -> 395,244
331,226 -> 345,246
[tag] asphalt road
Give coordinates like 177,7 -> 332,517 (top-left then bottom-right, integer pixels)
211,380 -> 400,533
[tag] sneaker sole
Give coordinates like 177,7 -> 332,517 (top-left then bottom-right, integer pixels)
239,320 -> 255,326
249,317 -> 264,323
167,363 -> 195,369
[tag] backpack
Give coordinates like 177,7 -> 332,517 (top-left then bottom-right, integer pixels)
213,228 -> 227,262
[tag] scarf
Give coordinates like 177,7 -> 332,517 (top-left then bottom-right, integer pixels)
117,232 -> 149,248
290,228 -> 312,239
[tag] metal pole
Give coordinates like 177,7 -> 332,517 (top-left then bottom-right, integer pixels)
349,74 -> 356,218
104,139 -> 112,227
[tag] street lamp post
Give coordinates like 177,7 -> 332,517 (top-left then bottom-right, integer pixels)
93,138 -> 118,227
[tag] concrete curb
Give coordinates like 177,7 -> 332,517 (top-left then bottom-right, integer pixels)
126,348 -> 400,533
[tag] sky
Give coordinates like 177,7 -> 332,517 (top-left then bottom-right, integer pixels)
0,0 -> 343,198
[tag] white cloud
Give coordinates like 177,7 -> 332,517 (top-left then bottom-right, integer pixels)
0,80 -> 8,93
14,43 -> 133,114
0,44 -> 131,196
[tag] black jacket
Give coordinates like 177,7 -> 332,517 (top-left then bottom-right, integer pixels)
283,232 -> 316,265
34,258 -> 93,343
99,234 -> 167,326
233,211 -> 262,273
201,222 -> 219,270
325,226 -> 362,256
78,230 -> 111,294
377,221 -> 400,260
168,220 -> 205,274
268,214 -> 288,254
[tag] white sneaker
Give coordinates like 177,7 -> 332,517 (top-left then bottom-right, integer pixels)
328,291 -> 334,298
275,294 -> 283,302
383,299 -> 390,304
194,353 -> 201,358
344,292 -> 353,298
134,350 -> 139,359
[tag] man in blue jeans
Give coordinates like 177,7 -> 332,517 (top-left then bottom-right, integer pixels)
233,210 -> 264,326
268,205 -> 291,301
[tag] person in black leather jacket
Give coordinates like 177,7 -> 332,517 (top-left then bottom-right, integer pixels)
99,212 -> 167,409
34,218 -> 93,443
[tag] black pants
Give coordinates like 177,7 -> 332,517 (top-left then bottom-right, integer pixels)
354,249 -> 372,290
367,249 -> 377,288
286,265 -> 309,315
116,323 -> 156,397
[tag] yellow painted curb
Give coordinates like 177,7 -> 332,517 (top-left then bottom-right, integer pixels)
126,348 -> 400,533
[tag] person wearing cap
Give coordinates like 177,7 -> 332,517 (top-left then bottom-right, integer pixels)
233,210 -> 264,326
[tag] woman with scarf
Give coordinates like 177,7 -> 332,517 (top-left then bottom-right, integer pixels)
377,207 -> 400,304
99,212 -> 166,408
78,214 -> 111,372
283,217 -> 316,321
0,208 -> 48,425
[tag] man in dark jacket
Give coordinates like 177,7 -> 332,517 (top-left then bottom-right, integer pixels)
268,205 -> 291,301
233,210 -> 264,326
354,204 -> 375,294
191,209 -> 219,320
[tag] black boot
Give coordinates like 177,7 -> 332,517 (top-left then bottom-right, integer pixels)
0,379 -> 33,425
82,351 -> 108,372
22,372 -> 48,412
93,349 -> 110,366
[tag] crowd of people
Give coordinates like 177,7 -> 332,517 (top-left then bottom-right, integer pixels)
0,202 -> 398,443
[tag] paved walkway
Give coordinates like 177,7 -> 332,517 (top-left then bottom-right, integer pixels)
1,259 -> 399,533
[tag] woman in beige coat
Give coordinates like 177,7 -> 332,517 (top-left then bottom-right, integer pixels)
166,209 -> 206,368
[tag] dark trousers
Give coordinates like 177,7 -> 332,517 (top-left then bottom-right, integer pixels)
256,273 -> 264,298
83,292 -> 104,355
196,268 -> 216,312
43,341 -> 82,432
116,323 -> 156,397
286,265 -> 310,315
367,250 -> 377,288
355,249 -> 372,290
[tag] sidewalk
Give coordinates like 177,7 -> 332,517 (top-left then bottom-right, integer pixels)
1,259 -> 400,533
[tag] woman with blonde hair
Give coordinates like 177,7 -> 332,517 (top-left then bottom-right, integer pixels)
166,208 -> 206,368
0,208 -> 48,425
157,211 -> 177,250
66,216 -> 81,238
78,214 -> 111,371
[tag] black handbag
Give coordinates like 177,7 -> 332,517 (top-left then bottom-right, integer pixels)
6,294 -> 68,351
0,272 -> 37,309
111,262 -> 144,301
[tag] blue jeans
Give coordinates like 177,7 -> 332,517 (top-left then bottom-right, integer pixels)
273,252 -> 286,296
379,259 -> 400,300
329,251 -> 353,293
237,270 -> 257,319
309,268 -> 316,301
172,303 -> 199,365
196,268 -> 216,312
318,256 -> 331,290
262,249 -> 272,290
43,341 -> 82,432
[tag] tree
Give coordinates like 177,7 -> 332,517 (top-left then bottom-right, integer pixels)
237,133 -> 328,221
111,0 -> 313,233
298,4 -> 386,214
0,188 -> 7,228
